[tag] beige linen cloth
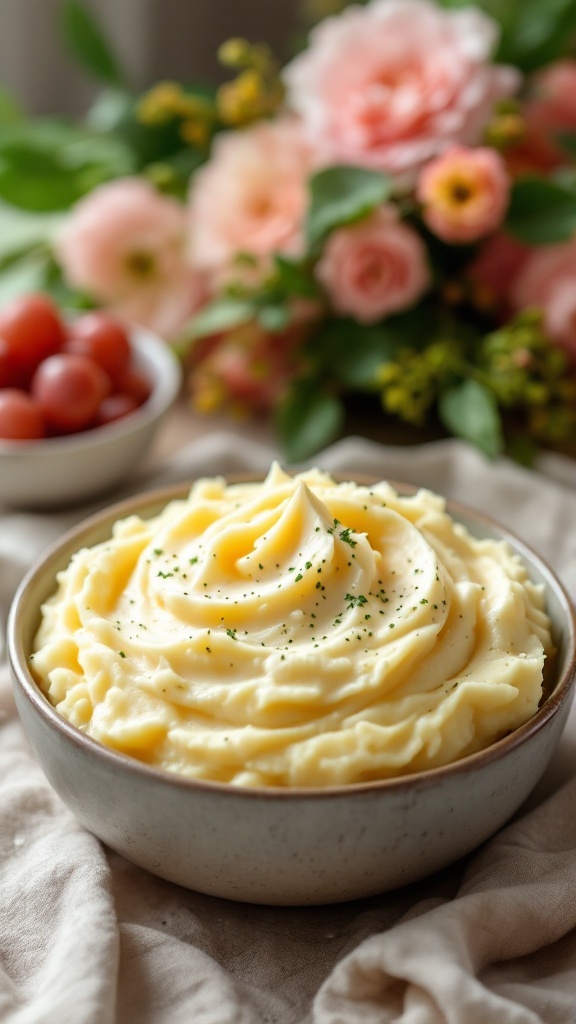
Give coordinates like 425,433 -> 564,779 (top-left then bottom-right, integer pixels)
2,431 -> 576,1024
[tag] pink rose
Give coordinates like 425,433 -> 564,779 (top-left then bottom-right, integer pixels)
417,146 -> 510,243
187,118 -> 314,284
467,232 -> 530,314
56,178 -> 205,338
284,0 -> 519,182
512,240 -> 576,310
507,60 -> 576,176
532,60 -> 576,134
512,240 -> 576,362
543,281 -> 576,363
315,206 -> 430,322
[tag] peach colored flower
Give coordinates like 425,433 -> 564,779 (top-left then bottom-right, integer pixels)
187,118 -> 314,284
56,178 -> 205,338
315,206 -> 430,323
507,60 -> 576,176
512,239 -> 576,362
283,0 -> 519,183
417,146 -> 510,243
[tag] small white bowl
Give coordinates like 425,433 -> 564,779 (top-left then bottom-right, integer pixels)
8,482 -> 576,905
0,327 -> 181,509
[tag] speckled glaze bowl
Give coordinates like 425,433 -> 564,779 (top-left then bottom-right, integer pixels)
0,327 -> 181,509
8,482 -> 576,905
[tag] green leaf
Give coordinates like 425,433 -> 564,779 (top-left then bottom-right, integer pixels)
173,298 -> 256,356
273,256 -> 318,299
145,148 -> 207,200
506,178 -> 576,245
309,321 -> 397,389
438,379 -> 503,459
497,0 -> 576,71
60,1 -> 125,86
0,119 -> 134,212
188,298 -> 255,337
103,101 -> 188,170
256,305 -> 292,332
276,385 -> 344,462
0,144 -> 86,211
442,0 -> 576,68
506,434 -> 537,468
85,87 -> 133,132
437,0 -> 576,71
306,166 -> 391,248
552,167 -> 576,192
0,87 -> 24,125
557,133 -> 576,159
0,252 -> 50,305
0,201 -> 64,266
309,307 -> 432,389
58,132 -> 135,178
0,119 -> 74,152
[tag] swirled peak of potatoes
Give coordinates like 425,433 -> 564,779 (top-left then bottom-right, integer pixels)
31,464 -> 553,787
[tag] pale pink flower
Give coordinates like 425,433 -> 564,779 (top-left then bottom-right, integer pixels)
187,118 -> 314,284
283,0 -> 519,183
417,146 -> 510,243
315,206 -> 430,323
56,178 -> 205,337
512,240 -> 576,362
189,314 -> 313,414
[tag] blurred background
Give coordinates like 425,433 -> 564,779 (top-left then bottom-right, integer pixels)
0,0 -> 304,115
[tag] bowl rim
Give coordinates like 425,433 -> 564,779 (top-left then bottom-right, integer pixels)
0,325 -> 181,455
8,474 -> 576,802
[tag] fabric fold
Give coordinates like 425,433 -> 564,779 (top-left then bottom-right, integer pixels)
0,716 -> 119,1024
314,776 -> 576,1023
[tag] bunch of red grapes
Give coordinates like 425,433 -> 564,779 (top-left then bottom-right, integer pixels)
0,294 -> 152,441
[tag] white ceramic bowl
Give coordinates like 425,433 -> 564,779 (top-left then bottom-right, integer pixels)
8,482 -> 576,905
0,327 -> 181,509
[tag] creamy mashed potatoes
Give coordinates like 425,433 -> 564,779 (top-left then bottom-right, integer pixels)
31,465 -> 553,787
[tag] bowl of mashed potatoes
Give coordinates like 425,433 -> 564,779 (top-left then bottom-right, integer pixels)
8,465 -> 576,904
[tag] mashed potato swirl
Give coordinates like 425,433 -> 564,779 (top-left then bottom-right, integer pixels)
31,465 -> 552,787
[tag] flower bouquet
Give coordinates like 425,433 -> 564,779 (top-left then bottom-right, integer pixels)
2,0 -> 576,463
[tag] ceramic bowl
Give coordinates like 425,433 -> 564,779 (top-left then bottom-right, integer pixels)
0,327 -> 181,509
8,482 -> 576,905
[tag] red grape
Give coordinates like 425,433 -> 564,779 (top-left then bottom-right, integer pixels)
0,294 -> 66,376
0,293 -> 152,442
96,393 -> 139,425
0,389 -> 45,440
117,366 -> 152,406
0,337 -> 21,388
66,312 -> 132,385
31,353 -> 110,433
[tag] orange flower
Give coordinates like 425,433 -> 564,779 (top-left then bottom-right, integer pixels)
417,146 -> 510,244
